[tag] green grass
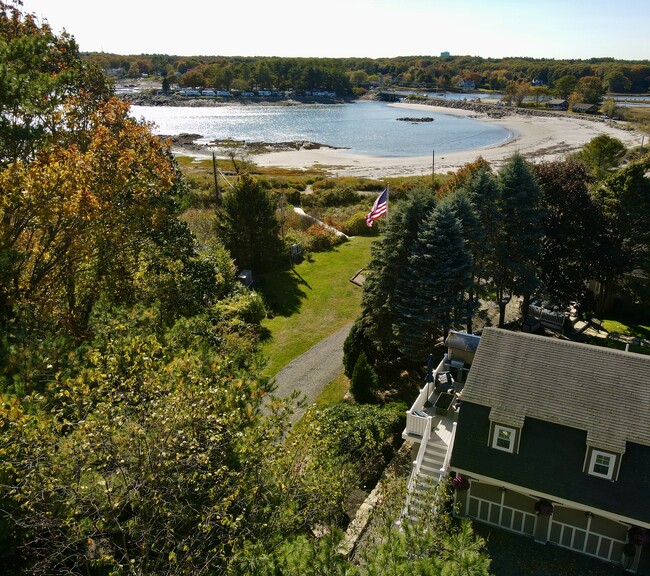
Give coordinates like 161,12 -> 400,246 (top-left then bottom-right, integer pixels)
315,371 -> 350,406
258,236 -> 374,377
601,318 -> 650,339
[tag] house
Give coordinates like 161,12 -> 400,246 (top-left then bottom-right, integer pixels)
546,98 -> 568,110
450,328 -> 650,573
402,328 -> 650,572
572,102 -> 599,114
456,79 -> 476,91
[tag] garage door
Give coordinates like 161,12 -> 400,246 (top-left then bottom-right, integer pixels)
467,493 -> 537,536
549,512 -> 626,563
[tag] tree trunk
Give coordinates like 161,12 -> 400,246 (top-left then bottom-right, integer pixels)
498,302 -> 507,328
521,293 -> 531,321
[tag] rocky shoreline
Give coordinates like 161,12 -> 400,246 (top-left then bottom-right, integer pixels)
124,92 -> 352,108
126,90 -> 613,128
160,133 -> 345,156
399,95 -> 616,125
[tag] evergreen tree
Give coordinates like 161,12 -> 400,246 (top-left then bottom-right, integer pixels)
461,167 -> 503,327
493,153 -> 543,326
350,351 -> 379,403
573,134 -> 627,180
214,175 -> 284,271
345,187 -> 437,368
442,188 -> 483,333
393,203 -> 473,363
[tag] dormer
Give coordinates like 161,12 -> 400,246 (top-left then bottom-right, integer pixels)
584,429 -> 625,482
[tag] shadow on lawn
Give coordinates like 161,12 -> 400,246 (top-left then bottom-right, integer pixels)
256,267 -> 310,318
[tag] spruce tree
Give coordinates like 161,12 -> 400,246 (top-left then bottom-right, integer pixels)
393,203 -> 473,363
494,153 -> 543,326
214,175 -> 283,272
350,351 -> 379,403
346,186 -> 437,367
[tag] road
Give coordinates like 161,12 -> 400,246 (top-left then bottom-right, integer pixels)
272,324 -> 351,422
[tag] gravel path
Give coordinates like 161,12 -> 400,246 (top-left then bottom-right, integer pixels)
272,324 -> 351,422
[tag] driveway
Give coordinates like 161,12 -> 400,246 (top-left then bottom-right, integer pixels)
272,324 -> 351,422
475,523 -> 627,576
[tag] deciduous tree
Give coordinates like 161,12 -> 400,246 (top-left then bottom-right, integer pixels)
574,75 -> 605,105
573,134 -> 627,180
553,75 -> 577,99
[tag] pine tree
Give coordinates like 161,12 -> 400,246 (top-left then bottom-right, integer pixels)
214,175 -> 283,272
345,187 -> 437,368
350,352 -> 379,403
393,203 -> 473,363
442,189 -> 483,333
494,153 -> 543,326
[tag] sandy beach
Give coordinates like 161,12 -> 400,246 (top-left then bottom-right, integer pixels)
249,102 -> 645,178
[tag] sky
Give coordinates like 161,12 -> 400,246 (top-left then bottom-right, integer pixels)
17,0 -> 650,61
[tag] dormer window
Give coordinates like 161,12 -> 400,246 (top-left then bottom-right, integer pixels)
588,449 -> 616,480
492,424 -> 517,453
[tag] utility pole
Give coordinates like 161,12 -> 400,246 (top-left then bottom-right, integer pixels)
432,149 -> 435,190
280,193 -> 285,243
212,152 -> 221,206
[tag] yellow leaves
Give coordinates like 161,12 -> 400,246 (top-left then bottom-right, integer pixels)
0,395 -> 25,424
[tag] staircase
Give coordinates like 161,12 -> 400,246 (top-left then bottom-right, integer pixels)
418,434 -> 448,482
402,412 -> 457,523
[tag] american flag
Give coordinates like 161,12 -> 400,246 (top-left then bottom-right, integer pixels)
365,185 -> 388,227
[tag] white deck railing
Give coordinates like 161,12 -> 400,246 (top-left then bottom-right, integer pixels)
403,355 -> 448,438
440,419 -> 458,477
402,413 -> 433,517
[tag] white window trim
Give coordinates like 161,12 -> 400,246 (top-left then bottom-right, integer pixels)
588,449 -> 615,480
492,424 -> 516,453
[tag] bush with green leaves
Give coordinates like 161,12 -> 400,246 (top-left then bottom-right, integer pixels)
301,402 -> 406,487
302,186 -> 362,208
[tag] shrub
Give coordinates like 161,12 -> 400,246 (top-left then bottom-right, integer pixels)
342,211 -> 379,236
350,352 -> 378,403
307,401 -> 406,486
213,290 -> 267,325
302,186 -> 361,208
305,224 -> 345,251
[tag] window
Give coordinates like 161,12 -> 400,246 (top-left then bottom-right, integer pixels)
588,450 -> 615,480
492,425 -> 516,453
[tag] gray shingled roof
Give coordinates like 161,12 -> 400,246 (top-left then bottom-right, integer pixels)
462,328 -> 650,453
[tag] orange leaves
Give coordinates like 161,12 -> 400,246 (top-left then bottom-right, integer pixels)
1,93 -> 184,329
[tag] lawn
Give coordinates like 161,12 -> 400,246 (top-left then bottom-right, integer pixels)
258,235 -> 374,377
601,317 -> 650,340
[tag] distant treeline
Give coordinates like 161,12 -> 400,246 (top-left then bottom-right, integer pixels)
84,53 -> 650,94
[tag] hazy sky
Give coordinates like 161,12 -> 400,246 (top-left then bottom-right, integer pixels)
18,0 -> 650,60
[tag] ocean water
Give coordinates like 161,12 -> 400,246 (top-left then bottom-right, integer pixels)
130,101 -> 511,158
